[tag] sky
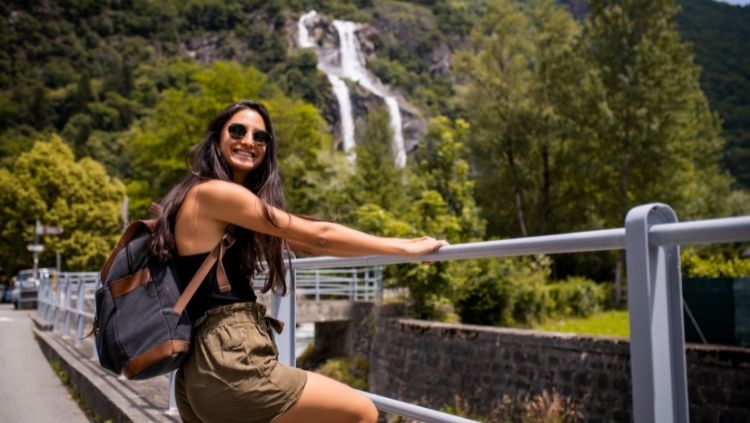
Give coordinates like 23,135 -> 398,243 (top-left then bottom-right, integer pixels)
713,0 -> 750,5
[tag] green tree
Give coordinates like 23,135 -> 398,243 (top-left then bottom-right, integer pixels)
126,61 -> 331,217
343,107 -> 408,217
454,0 -> 581,237
581,0 -> 732,224
580,0 -> 735,296
0,135 -> 125,281
347,115 -> 490,319
412,117 -> 485,242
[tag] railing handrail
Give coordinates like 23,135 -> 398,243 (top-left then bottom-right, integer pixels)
289,215 -> 750,269
35,208 -> 750,423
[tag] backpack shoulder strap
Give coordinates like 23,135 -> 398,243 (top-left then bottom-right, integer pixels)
173,233 -> 235,314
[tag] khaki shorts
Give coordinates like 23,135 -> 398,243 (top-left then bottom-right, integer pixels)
176,302 -> 308,423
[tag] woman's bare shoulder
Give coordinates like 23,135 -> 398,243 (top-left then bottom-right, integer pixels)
189,179 -> 254,204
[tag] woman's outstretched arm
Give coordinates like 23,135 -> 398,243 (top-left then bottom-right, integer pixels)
195,180 -> 447,257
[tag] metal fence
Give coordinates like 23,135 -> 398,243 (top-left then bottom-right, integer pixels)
257,266 -> 383,301
35,203 -> 750,423
37,271 -> 99,356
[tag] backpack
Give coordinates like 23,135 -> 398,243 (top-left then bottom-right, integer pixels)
94,208 -> 234,379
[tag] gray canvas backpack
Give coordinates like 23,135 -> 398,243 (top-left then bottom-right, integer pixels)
94,209 -> 234,379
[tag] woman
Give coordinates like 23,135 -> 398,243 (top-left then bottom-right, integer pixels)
150,100 -> 447,423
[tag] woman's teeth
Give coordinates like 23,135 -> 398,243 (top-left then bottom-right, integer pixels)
235,150 -> 255,159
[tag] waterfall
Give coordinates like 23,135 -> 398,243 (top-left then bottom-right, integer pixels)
299,12 -> 356,159
298,11 -> 406,167
327,74 -> 356,154
297,11 -> 316,48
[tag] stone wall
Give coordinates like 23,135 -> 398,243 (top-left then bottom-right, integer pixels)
301,302 -> 405,368
368,318 -> 750,423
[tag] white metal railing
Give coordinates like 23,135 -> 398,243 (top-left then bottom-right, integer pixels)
34,203 -> 750,423
271,204 -> 749,423
255,266 -> 383,301
37,272 -> 99,353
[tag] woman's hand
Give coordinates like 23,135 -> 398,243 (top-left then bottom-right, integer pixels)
400,236 -> 449,256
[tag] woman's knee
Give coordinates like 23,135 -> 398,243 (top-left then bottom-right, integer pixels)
276,372 -> 379,423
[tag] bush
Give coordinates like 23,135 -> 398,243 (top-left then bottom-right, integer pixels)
455,260 -> 606,327
454,257 -> 551,327
544,277 -> 607,319
682,249 -> 750,278
455,272 -> 516,326
316,355 -> 369,390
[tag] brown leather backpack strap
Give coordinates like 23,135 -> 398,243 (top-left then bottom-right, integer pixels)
215,233 -> 235,294
172,233 -> 235,315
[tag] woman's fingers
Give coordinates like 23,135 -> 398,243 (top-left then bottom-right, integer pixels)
405,237 -> 448,256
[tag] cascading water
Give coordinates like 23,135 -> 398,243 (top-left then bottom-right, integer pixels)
298,11 -> 406,168
327,74 -> 355,154
299,11 -> 356,159
297,11 -> 316,49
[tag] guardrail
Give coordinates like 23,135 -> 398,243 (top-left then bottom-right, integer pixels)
257,266 -> 383,301
37,271 -> 99,356
35,203 -> 750,423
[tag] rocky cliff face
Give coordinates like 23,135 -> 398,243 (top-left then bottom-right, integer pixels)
295,11 -> 428,159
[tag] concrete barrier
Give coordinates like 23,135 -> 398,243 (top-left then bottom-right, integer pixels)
32,314 -> 179,423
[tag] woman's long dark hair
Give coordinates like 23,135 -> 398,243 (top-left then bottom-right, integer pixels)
149,100 -> 288,295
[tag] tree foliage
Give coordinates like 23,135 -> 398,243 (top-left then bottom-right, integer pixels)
455,0 -> 585,237
676,0 -> 750,190
126,61 -> 332,218
0,136 -> 125,279
580,0 -> 732,224
0,0 -> 746,318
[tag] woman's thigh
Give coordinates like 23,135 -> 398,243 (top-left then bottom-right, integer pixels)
273,371 -> 378,423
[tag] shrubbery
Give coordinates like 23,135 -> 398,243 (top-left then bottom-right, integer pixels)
682,249 -> 750,278
455,265 -> 607,327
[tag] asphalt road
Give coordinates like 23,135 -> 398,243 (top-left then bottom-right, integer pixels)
0,303 -> 89,422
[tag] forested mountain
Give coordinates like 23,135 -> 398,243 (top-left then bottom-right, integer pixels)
0,0 -> 747,312
675,0 -> 750,189
1,0 -> 746,182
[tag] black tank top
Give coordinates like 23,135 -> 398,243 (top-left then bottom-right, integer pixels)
174,246 -> 257,322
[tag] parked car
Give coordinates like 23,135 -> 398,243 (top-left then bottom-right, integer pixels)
0,283 -> 10,303
11,268 -> 53,310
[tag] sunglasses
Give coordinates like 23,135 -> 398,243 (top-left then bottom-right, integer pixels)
227,123 -> 272,147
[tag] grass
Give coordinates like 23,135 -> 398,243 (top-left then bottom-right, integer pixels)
48,358 -> 112,423
533,310 -> 630,338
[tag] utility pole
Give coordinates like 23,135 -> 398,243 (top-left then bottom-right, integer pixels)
31,220 -> 42,279
27,220 -> 64,277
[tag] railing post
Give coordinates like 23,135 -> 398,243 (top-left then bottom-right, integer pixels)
271,263 -> 296,366
625,203 -> 689,423
166,370 -> 179,415
53,276 -> 64,333
63,278 -> 74,338
37,276 -> 49,319
376,266 -> 383,302
49,275 -> 62,331
365,267 -> 370,301
315,269 -> 320,301
75,279 -> 83,346
352,268 -> 358,300
92,274 -> 100,361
